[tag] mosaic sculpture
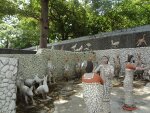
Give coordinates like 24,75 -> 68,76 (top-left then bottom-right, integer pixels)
84,43 -> 92,51
123,55 -> 137,111
34,74 -> 43,85
63,58 -> 71,81
113,55 -> 121,80
48,60 -> 56,83
95,56 -> 114,113
35,75 -> 49,99
136,34 -> 147,47
111,40 -> 119,48
71,43 -> 77,52
134,53 -> 144,79
75,45 -> 83,52
19,79 -> 35,105
75,57 -> 82,79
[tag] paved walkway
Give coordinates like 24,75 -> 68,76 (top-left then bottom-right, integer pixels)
53,84 -> 150,113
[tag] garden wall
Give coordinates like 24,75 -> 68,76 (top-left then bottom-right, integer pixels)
95,47 -> 150,74
0,49 -> 94,79
0,57 -> 18,113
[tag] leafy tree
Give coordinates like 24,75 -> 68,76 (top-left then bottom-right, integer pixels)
0,0 -> 150,49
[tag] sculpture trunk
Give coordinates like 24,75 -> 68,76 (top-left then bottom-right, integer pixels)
40,0 -> 49,48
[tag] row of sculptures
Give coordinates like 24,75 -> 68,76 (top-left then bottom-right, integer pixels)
16,52 -> 150,107
81,54 -> 150,113
16,74 -> 49,105
62,53 -> 150,81
35,33 -> 148,51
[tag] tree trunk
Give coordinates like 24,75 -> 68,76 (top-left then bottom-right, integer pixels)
40,0 -> 49,48
5,39 -> 9,48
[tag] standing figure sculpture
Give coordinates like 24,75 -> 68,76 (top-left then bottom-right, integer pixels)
82,59 -> 104,113
63,58 -> 70,81
47,60 -> 56,84
113,55 -> 121,80
95,56 -> 114,113
123,55 -> 137,111
75,57 -> 82,80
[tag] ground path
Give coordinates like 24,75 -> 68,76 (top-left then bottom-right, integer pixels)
53,82 -> 150,113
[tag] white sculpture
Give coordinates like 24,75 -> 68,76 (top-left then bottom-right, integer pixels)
84,43 -> 92,51
48,60 -> 56,83
71,43 -> 77,51
111,40 -> 119,48
75,45 -> 83,52
24,78 -> 36,88
19,80 -> 35,105
35,75 -> 49,99
34,74 -> 43,85
63,58 -> 71,81
86,43 -> 92,47
136,34 -> 147,47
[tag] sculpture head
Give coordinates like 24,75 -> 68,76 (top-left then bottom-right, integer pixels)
127,55 -> 135,63
27,86 -> 34,96
102,56 -> 109,64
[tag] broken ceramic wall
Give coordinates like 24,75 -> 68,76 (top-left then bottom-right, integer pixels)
95,47 -> 150,75
0,49 -> 94,80
36,49 -> 95,80
0,57 -> 18,113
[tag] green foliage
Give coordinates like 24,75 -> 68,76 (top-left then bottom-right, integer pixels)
0,0 -> 150,48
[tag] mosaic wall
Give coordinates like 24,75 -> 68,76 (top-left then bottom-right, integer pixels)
0,57 -> 18,113
37,49 -> 95,79
24,25 -> 150,51
0,54 -> 46,79
0,49 -> 94,80
95,47 -> 150,75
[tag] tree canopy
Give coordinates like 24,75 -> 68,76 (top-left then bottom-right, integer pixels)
0,0 -> 150,49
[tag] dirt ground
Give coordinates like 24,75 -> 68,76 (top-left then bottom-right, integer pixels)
16,80 -> 150,113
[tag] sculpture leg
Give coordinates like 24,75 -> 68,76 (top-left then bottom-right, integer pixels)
42,93 -> 45,99
103,83 -> 111,113
31,96 -> 36,105
25,95 -> 28,104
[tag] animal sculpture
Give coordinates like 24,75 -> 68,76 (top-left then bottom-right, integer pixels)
71,43 -> 77,51
34,74 -> 43,85
24,78 -> 36,88
18,79 -> 35,105
111,40 -> 119,48
75,45 -> 83,52
136,34 -> 147,47
35,75 -> 49,99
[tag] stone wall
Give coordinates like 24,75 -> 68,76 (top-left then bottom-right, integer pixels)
36,49 -> 95,79
0,48 -> 36,54
0,57 -> 18,113
0,54 -> 46,79
0,49 -> 94,80
95,47 -> 150,74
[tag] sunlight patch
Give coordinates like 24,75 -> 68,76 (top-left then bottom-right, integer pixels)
75,93 -> 83,98
54,99 -> 69,104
